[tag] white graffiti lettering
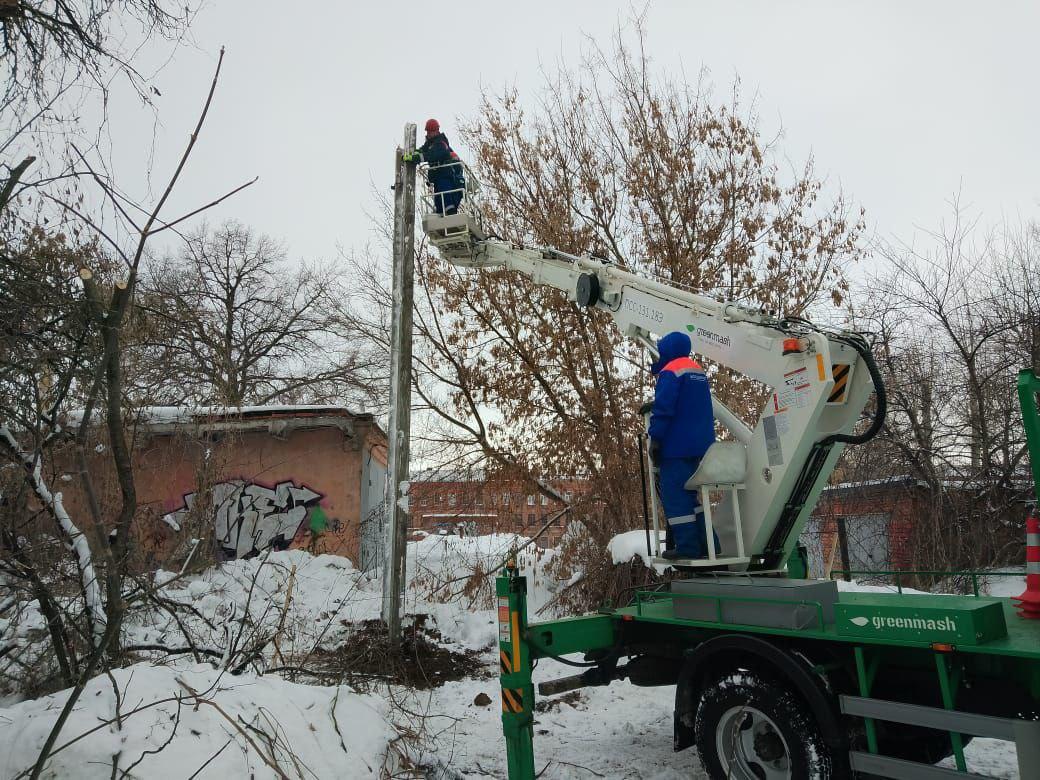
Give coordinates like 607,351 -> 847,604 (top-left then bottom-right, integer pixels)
163,479 -> 322,559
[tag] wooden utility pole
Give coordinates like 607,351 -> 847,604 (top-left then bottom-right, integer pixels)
381,123 -> 417,645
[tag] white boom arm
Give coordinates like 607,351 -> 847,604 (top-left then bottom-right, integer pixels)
423,211 -> 880,571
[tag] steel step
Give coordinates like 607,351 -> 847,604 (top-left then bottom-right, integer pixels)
849,751 -> 989,779
651,555 -> 751,568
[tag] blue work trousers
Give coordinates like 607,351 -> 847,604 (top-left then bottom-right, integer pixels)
431,174 -> 463,215
658,457 -> 720,558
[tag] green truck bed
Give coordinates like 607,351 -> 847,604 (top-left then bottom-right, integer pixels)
612,590 -> 1040,660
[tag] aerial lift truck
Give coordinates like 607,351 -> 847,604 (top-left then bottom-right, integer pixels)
419,163 -> 1040,780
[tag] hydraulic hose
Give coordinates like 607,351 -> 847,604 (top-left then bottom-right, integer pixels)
818,334 -> 887,446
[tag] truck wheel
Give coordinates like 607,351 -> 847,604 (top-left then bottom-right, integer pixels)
695,670 -> 838,780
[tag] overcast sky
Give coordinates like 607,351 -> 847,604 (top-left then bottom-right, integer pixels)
107,1 -> 1040,266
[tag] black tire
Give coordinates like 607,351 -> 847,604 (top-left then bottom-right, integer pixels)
694,669 -> 840,780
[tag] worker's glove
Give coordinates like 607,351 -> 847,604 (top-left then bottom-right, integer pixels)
649,440 -> 661,465
638,401 -> 653,416
402,151 -> 420,163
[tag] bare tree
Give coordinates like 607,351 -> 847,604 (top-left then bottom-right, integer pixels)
1,0 -> 193,104
136,220 -> 383,408
848,200 -> 1038,575
0,49 -> 262,777
1,0 -> 198,229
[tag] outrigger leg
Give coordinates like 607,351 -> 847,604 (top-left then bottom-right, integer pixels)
498,564 -> 536,780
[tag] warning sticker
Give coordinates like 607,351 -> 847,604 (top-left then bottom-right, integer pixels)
498,597 -> 511,643
777,385 -> 809,410
764,415 -> 784,466
775,368 -> 811,411
784,366 -> 808,386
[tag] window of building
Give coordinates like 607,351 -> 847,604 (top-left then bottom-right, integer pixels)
503,494 -> 510,506
421,497 -> 429,507
541,495 -> 549,506
448,493 -> 456,507
527,495 -> 535,506
475,494 -> 483,507
527,513 -> 535,524
564,491 -> 573,502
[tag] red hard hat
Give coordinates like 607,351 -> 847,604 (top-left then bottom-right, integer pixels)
425,118 -> 440,134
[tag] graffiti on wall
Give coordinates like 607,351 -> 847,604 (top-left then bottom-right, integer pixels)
163,479 -> 323,559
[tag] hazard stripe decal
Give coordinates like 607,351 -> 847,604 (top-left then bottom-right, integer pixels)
500,649 -> 512,675
511,611 -> 521,673
502,687 -> 524,712
828,363 -> 851,403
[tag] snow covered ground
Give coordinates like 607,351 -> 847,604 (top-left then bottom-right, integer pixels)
0,662 -> 398,779
0,534 -> 1028,778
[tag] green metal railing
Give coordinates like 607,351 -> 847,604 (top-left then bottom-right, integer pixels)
634,589 -> 826,630
829,569 -> 1023,597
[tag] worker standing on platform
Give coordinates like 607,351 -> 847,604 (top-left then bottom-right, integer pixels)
403,118 -> 465,215
649,331 -> 720,560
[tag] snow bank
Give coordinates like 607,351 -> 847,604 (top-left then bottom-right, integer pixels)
3,534 -> 561,697
127,548 -> 378,661
608,529 -> 668,573
608,529 -> 654,564
975,568 -> 1025,598
0,662 -> 397,779
406,532 -> 558,648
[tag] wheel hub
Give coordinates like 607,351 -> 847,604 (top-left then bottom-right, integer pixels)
716,706 -> 793,780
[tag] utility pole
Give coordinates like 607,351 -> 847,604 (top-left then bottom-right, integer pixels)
381,123 -> 417,645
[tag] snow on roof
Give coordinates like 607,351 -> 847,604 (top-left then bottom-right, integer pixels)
823,474 -> 1033,493
410,467 -> 590,484
411,467 -> 487,482
65,404 -> 385,440
135,404 -> 364,424
822,475 -> 925,492
421,513 -> 500,518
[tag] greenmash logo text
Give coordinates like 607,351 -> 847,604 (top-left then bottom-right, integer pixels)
849,614 -> 958,632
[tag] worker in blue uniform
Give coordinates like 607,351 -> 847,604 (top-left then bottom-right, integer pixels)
648,331 -> 720,560
403,119 -> 465,215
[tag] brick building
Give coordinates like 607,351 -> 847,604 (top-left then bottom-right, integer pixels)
803,476 -> 927,577
409,470 -> 592,548
804,474 -> 1031,579
60,406 -> 388,571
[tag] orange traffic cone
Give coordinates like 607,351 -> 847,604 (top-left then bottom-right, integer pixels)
1014,510 -> 1040,619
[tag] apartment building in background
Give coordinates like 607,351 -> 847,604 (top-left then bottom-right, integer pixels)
409,470 -> 593,547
